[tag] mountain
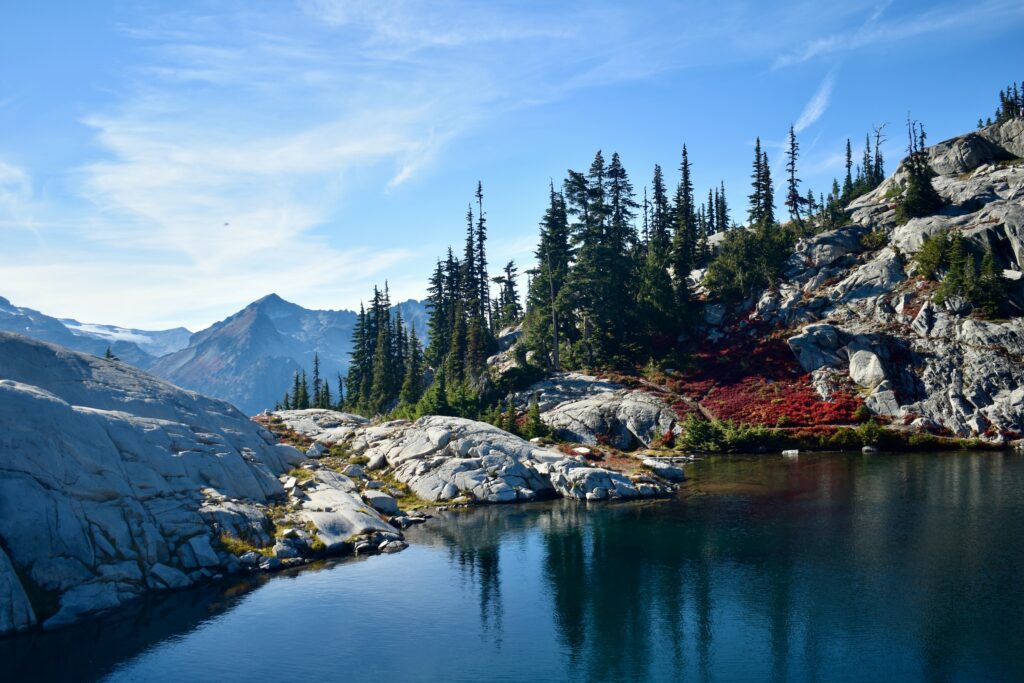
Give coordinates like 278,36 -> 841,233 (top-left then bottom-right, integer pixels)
150,294 -> 428,415
0,296 -> 191,368
58,320 -> 192,358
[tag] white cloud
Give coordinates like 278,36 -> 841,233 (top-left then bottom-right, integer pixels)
773,0 -> 1023,68
794,71 -> 836,133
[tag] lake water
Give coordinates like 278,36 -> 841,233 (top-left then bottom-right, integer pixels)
5,451 -> 1024,682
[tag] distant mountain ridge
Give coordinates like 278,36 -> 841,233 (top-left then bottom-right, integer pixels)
0,292 -> 428,416
0,295 -> 191,368
150,293 -> 428,415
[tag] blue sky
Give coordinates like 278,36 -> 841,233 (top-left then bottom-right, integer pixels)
1,0 -> 1022,331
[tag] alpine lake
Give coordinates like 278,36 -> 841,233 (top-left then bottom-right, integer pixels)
5,450 -> 1023,683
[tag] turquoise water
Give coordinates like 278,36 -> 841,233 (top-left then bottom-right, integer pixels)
5,451 -> 1024,682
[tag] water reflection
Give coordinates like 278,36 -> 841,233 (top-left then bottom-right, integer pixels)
4,452 -> 1023,683
414,452 -> 1024,682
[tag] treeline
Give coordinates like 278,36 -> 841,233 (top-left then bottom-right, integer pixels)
277,352 -> 340,411
978,81 -> 1022,128
285,108 -> 1021,420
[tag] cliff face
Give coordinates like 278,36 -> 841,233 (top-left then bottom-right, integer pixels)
0,332 -> 395,635
737,119 -> 1024,437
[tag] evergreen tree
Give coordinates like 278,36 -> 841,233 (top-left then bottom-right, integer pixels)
311,353 -> 322,408
977,248 -> 1007,318
523,395 -> 546,438
416,368 -> 451,417
761,149 -> 776,226
784,125 -> 804,228
399,326 -> 425,405
492,260 -> 523,329
894,118 -> 943,224
474,181 -> 491,328
425,260 -> 448,367
671,145 -> 697,309
842,138 -> 854,201
291,371 -> 302,410
525,183 -> 571,369
104,346 -> 118,361
716,181 -> 730,233
298,370 -> 310,410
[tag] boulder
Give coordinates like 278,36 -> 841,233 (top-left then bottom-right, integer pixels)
514,373 -> 679,449
848,350 -> 887,389
926,132 -> 1012,175
363,491 -> 401,516
642,458 -> 686,482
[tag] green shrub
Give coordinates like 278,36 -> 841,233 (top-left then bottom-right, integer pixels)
857,419 -> 882,446
860,229 -> 888,251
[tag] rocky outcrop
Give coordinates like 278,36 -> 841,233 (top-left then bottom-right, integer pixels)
271,411 -> 677,504
513,373 -> 681,449
758,118 -> 1024,437
0,333 -> 397,635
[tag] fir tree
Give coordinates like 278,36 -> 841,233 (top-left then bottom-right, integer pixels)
894,118 -> 943,224
784,125 -> 804,228
671,145 -> 697,309
474,181 -> 491,328
311,352 -> 322,408
399,326 -> 425,405
842,138 -> 854,201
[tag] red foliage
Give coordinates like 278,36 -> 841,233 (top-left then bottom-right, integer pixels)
702,376 -> 860,427
663,325 -> 863,427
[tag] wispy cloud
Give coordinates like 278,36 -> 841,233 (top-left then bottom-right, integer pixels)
774,0 -> 1023,68
794,71 -> 836,133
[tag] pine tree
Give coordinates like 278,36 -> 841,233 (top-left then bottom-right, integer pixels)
492,260 -> 522,330
895,118 -> 943,224
525,183 -> 571,369
842,138 -> 854,201
761,149 -> 776,226
671,145 -> 697,309
416,368 -> 451,417
716,181 -> 730,233
749,138 -> 764,226
298,370 -> 310,410
104,346 -> 118,361
425,261 -> 448,367
784,125 -> 804,228
523,395 -> 546,438
474,181 -> 491,329
311,352 -> 322,408
399,326 -> 425,405
977,248 -> 1007,318
291,371 -> 302,410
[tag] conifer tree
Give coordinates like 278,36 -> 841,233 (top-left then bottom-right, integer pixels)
311,353 -> 322,408
784,125 -> 804,228
474,181 -> 490,328
399,326 -> 425,405
895,118 -> 943,223
671,145 -> 697,308
843,138 -> 854,201
716,181 -> 729,233
298,370 -> 310,409
749,138 -> 765,226
525,182 -> 572,368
